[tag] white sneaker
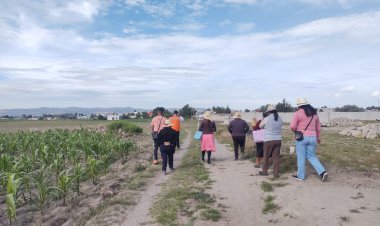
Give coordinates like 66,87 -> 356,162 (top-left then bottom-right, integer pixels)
321,172 -> 328,182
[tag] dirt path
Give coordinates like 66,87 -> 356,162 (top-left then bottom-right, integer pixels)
120,131 -> 192,226
203,140 -> 380,226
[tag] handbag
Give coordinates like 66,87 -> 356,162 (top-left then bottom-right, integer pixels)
194,131 -> 203,140
252,129 -> 265,143
152,116 -> 164,140
295,115 -> 314,141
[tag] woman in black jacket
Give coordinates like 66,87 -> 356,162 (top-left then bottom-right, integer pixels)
158,119 -> 177,175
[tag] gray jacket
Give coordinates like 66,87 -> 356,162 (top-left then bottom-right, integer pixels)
228,118 -> 249,137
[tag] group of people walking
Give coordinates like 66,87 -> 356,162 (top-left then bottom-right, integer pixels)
150,98 -> 328,182
197,98 -> 328,182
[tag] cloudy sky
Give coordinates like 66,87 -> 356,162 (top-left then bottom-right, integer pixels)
1,0 -> 380,110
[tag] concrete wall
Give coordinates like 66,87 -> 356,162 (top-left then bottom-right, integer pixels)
213,112 -> 380,125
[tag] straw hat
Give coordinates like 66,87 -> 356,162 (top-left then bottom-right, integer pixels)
233,111 -> 241,119
296,98 -> 309,107
265,104 -> 276,113
163,119 -> 174,127
203,111 -> 213,120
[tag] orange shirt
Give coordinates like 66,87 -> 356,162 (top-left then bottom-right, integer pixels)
170,115 -> 181,131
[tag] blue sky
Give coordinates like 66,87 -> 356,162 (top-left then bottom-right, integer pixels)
1,0 -> 380,110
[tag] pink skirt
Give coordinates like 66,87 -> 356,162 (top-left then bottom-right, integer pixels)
201,134 -> 216,152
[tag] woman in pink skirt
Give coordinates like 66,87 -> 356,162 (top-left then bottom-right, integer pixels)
198,111 -> 217,164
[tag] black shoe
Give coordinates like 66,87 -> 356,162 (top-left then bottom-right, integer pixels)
207,159 -> 211,164
254,164 -> 261,168
292,175 -> 304,181
320,171 -> 328,182
258,171 -> 268,176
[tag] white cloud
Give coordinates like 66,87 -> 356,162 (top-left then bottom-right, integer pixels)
340,85 -> 355,92
372,91 -> 380,96
66,1 -> 101,20
236,23 -> 255,33
125,0 -> 146,6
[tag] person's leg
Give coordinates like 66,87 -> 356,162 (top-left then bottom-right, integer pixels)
305,136 -> 326,176
232,136 -> 239,160
260,141 -> 272,175
239,136 -> 246,155
271,141 -> 281,178
168,148 -> 175,170
176,131 -> 180,149
160,146 -> 168,173
255,142 -> 263,167
207,151 -> 212,164
201,151 -> 206,161
153,139 -> 159,163
295,139 -> 307,180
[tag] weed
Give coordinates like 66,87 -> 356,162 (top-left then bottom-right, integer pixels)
261,181 -> 274,192
350,209 -> 360,213
340,216 -> 350,222
134,163 -> 147,173
200,208 -> 222,221
262,195 -> 280,214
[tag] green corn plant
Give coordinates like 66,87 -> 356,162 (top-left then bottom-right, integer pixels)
6,194 -> 17,225
50,153 -> 64,184
87,156 -> 102,185
57,170 -> 76,206
6,173 -> 21,225
31,170 -> 61,215
73,163 -> 85,195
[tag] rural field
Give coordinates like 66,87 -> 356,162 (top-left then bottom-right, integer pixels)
1,119 -> 380,226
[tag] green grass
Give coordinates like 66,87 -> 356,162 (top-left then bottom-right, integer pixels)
261,181 -> 274,192
150,127 -> 220,225
107,121 -> 143,134
262,195 -> 280,214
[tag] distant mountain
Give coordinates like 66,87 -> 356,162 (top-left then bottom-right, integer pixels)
0,107 -> 148,116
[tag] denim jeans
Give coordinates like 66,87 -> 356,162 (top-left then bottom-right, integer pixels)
296,136 -> 325,180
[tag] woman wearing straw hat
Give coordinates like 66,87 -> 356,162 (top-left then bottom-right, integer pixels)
198,111 -> 217,164
290,98 -> 328,182
228,111 -> 250,160
157,119 -> 177,175
259,104 -> 283,178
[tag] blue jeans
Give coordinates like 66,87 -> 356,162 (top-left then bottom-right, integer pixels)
296,136 -> 325,180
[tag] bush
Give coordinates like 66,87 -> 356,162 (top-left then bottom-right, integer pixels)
107,121 -> 143,134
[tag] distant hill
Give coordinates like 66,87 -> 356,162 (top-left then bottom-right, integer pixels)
0,107 -> 148,116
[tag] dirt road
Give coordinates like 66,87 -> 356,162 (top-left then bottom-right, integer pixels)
121,133 -> 192,225
203,140 -> 380,226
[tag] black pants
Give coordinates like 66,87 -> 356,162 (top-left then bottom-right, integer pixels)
232,136 -> 246,159
175,131 -> 180,148
256,142 -> 264,157
153,139 -> 159,160
160,145 -> 175,171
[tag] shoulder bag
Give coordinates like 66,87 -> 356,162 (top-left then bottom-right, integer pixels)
295,115 -> 314,141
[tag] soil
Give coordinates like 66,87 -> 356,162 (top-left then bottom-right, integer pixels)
199,140 -> 380,226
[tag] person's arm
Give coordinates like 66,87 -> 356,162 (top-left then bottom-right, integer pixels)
212,121 -> 216,132
243,121 -> 249,134
316,116 -> 321,144
228,122 -> 232,134
198,121 -> 203,131
259,117 -> 267,129
289,112 -> 299,132
150,118 -> 155,132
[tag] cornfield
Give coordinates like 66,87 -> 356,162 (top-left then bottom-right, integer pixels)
0,127 -> 137,224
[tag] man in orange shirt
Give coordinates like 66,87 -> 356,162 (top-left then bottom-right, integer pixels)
150,107 -> 167,164
170,110 -> 181,149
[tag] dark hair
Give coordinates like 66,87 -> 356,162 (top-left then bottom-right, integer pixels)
298,104 -> 317,117
267,110 -> 279,121
174,110 -> 179,114
158,107 -> 165,113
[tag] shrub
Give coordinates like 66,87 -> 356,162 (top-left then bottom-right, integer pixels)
107,121 -> 143,134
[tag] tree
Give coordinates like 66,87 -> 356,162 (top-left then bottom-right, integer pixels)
335,105 -> 364,112
275,98 -> 295,112
179,104 -> 196,119
244,109 -> 250,112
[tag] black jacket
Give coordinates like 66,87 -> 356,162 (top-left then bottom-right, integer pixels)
228,118 -> 249,136
158,126 -> 177,147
